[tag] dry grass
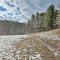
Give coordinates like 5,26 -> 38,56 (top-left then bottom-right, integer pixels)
15,29 -> 60,60
52,29 -> 60,34
15,34 -> 60,60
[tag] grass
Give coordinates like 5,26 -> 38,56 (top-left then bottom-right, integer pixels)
52,29 -> 60,34
15,29 -> 60,60
15,35 -> 58,60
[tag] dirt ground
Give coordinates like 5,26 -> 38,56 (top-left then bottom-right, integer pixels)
15,31 -> 60,60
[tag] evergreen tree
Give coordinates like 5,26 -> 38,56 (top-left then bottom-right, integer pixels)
27,4 -> 58,32
46,4 -> 55,29
40,12 -> 47,31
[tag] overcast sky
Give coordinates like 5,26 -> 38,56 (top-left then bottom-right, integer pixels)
0,0 -> 60,22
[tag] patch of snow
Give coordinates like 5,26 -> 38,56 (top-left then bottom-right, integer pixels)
46,45 -> 55,51
39,32 -> 60,41
0,35 -> 28,60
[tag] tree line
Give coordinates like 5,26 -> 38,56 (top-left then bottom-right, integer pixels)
27,4 -> 58,32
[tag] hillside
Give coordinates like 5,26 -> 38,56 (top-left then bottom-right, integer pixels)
15,29 -> 60,60
0,20 -> 26,35
0,29 -> 60,60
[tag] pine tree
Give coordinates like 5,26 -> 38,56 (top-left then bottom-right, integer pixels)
46,4 -> 55,29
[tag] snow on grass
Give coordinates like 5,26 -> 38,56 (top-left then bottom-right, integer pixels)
0,35 -> 28,59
